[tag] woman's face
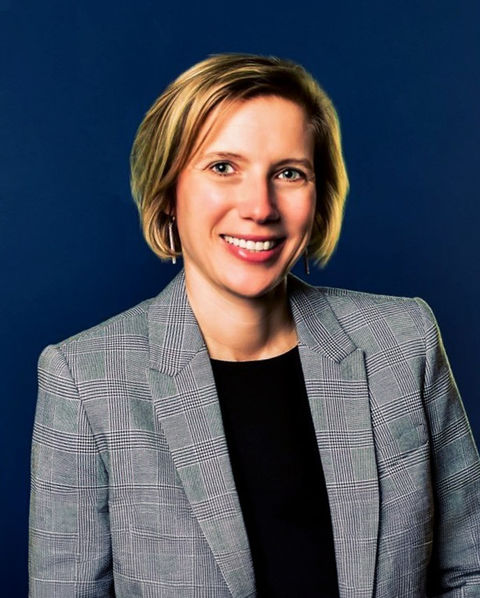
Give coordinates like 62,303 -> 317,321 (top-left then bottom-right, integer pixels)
175,94 -> 317,301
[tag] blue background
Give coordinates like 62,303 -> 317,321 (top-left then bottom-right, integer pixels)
1,1 -> 479,593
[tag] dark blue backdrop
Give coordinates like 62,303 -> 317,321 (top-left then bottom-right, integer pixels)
2,1 -> 479,593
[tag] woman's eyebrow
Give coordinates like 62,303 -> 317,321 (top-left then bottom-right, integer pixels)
200,151 -> 314,171
200,151 -> 247,162
275,158 -> 314,171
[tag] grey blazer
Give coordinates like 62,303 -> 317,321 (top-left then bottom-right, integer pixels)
29,270 -> 480,597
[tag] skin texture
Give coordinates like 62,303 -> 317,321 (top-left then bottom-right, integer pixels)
174,95 -> 317,361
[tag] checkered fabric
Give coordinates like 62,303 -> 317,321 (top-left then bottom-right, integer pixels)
29,270 -> 480,597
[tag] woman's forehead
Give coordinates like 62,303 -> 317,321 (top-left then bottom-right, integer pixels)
188,95 -> 311,162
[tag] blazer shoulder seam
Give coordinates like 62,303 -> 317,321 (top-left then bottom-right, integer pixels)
317,284 -> 414,303
48,297 -> 155,350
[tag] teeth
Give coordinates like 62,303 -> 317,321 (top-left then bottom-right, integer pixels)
223,235 -> 278,251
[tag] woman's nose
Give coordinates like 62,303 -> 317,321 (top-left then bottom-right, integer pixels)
237,176 -> 280,223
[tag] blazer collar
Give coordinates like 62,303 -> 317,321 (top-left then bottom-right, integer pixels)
148,269 -> 357,375
147,270 -> 379,598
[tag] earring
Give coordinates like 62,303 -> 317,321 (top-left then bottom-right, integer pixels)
168,216 -> 176,265
303,248 -> 310,276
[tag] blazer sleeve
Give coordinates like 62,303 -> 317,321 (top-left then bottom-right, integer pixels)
29,344 -> 114,597
414,297 -> 480,596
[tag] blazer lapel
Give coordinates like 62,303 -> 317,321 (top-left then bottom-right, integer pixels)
289,275 -> 379,598
147,271 -> 255,598
147,270 -> 379,598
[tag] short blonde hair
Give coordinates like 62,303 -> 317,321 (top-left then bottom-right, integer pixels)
130,53 -> 349,268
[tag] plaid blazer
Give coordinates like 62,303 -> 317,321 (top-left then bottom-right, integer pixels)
29,270 -> 480,597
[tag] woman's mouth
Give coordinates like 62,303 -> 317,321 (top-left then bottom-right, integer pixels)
220,234 -> 286,263
221,235 -> 283,252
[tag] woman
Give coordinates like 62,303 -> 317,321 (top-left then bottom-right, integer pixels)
29,53 -> 480,597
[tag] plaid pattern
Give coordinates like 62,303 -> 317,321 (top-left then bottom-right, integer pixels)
29,270 -> 480,597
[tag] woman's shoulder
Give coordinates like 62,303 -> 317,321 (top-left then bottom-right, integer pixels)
39,294 -> 157,365
318,283 -> 428,312
290,275 -> 436,339
292,275 -> 432,315
37,272 -> 186,372
42,272 -> 186,355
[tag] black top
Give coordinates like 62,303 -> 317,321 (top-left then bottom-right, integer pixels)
210,346 -> 339,598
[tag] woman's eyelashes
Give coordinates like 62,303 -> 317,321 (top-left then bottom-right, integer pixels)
208,161 -> 307,181
277,168 -> 305,181
210,161 -> 235,176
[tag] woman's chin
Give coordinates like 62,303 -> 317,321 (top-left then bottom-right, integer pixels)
220,271 -> 286,300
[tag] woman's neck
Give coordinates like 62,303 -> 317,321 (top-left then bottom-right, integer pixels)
184,273 -> 297,362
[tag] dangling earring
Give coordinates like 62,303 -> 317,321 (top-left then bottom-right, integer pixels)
303,248 -> 310,276
168,216 -> 176,265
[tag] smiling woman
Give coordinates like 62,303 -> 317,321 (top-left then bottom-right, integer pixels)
174,95 -> 317,359
29,53 -> 480,597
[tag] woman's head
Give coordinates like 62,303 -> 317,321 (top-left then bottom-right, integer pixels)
130,52 -> 349,270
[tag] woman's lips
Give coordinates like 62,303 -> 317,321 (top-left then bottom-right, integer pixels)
222,233 -> 283,242
220,234 -> 286,263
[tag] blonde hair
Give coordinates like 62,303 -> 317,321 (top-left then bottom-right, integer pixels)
130,53 -> 349,268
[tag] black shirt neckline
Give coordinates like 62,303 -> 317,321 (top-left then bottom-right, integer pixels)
210,344 -> 299,366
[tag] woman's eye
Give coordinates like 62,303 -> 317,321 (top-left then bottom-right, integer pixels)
277,168 -> 304,181
210,162 -> 234,175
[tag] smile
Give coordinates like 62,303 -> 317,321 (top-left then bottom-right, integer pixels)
221,235 -> 282,252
